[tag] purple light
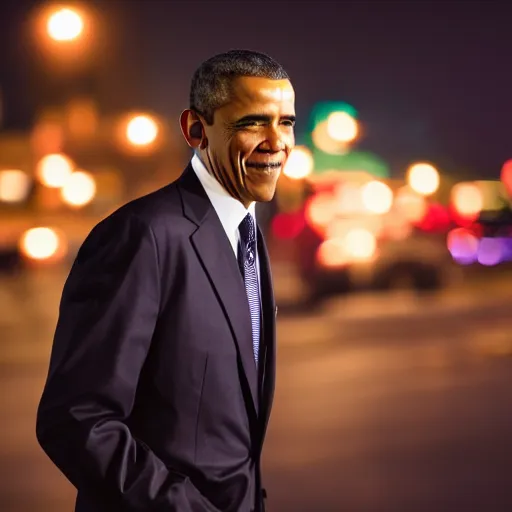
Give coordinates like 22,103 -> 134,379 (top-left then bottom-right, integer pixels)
477,238 -> 504,266
447,229 -> 479,265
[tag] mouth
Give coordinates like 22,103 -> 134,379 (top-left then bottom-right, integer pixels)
246,161 -> 282,174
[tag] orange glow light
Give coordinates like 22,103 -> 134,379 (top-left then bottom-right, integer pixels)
316,238 -> 347,268
47,7 -> 84,42
343,228 -> 376,260
361,180 -> 393,214
304,192 -> 337,236
126,115 -> 159,146
451,182 -> 483,220
283,146 -> 314,180
19,227 -> 67,262
326,112 -> 358,143
60,170 -> 96,207
407,162 -> 440,196
0,170 -> 32,203
36,153 -> 75,188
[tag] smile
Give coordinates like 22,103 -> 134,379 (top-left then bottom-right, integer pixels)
246,162 -> 282,171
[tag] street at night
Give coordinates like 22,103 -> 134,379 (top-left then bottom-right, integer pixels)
2,2 -> 512,511
1,268 -> 512,511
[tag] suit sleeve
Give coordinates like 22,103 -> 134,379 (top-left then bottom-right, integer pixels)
36,211 -> 218,511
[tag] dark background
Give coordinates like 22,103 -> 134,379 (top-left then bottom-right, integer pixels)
1,0 -> 511,176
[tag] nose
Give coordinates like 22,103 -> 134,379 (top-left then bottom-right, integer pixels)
258,126 -> 285,153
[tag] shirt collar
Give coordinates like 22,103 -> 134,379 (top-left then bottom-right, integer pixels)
191,153 -> 256,238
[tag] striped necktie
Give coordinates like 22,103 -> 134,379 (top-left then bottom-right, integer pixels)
238,213 -> 260,364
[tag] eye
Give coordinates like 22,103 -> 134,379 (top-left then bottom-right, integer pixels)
238,120 -> 263,129
282,119 -> 295,127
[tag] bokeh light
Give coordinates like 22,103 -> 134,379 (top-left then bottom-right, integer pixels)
477,238 -> 504,266
450,182 -> 483,220
447,228 -> 479,265
316,227 -> 376,267
19,227 -> 60,261
407,163 -> 440,196
36,153 -> 75,188
316,238 -> 346,268
334,182 -> 364,214
0,170 -> 32,203
47,7 -> 84,42
271,211 -> 305,240
361,180 -> 393,214
60,171 -> 96,207
283,146 -> 314,179
343,228 -> 376,260
126,115 -> 159,146
326,112 -> 358,143
416,203 -> 451,232
312,121 -> 349,155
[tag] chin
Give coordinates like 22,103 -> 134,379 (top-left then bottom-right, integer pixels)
252,186 -> 277,203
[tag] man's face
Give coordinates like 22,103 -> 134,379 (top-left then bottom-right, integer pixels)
199,76 -> 295,207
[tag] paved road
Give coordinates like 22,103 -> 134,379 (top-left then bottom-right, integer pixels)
1,268 -> 512,511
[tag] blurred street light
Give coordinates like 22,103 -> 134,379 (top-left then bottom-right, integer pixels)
451,182 -> 483,219
361,180 -> 393,214
19,227 -> 62,261
0,170 -> 32,203
317,238 -> 346,268
316,227 -> 376,267
61,170 -> 96,207
126,115 -> 159,146
46,7 -> 84,42
407,162 -> 440,196
344,228 -> 376,260
311,111 -> 359,155
326,111 -> 359,143
36,153 -> 75,187
283,146 -> 314,179
31,3 -> 95,75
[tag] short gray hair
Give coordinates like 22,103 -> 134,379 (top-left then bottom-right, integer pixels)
189,49 -> 289,125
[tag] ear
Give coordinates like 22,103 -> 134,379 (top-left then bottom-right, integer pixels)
179,109 -> 207,149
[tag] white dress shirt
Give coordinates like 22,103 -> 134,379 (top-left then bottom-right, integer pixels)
191,153 -> 261,282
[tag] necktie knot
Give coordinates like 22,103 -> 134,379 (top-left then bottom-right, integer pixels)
239,213 -> 255,246
239,213 -> 256,266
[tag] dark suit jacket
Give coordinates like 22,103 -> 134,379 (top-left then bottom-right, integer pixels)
36,164 -> 277,512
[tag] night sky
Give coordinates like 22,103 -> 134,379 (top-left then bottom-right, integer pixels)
1,0 -> 511,178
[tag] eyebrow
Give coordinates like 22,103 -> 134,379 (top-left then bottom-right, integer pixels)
233,114 -> 296,125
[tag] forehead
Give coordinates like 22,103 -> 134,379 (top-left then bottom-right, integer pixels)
222,76 -> 295,115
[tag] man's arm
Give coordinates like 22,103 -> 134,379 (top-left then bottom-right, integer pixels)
36,211 -> 217,511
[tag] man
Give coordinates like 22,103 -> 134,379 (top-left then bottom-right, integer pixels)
36,49 -> 295,512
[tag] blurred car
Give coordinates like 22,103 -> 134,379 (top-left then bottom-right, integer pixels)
286,172 -> 456,300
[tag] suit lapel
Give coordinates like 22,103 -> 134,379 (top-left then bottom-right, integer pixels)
177,166 -> 259,416
257,227 -> 276,443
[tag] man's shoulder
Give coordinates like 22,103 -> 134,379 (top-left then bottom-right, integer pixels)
121,181 -> 181,222
88,174 -> 198,248
108,179 -> 188,229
